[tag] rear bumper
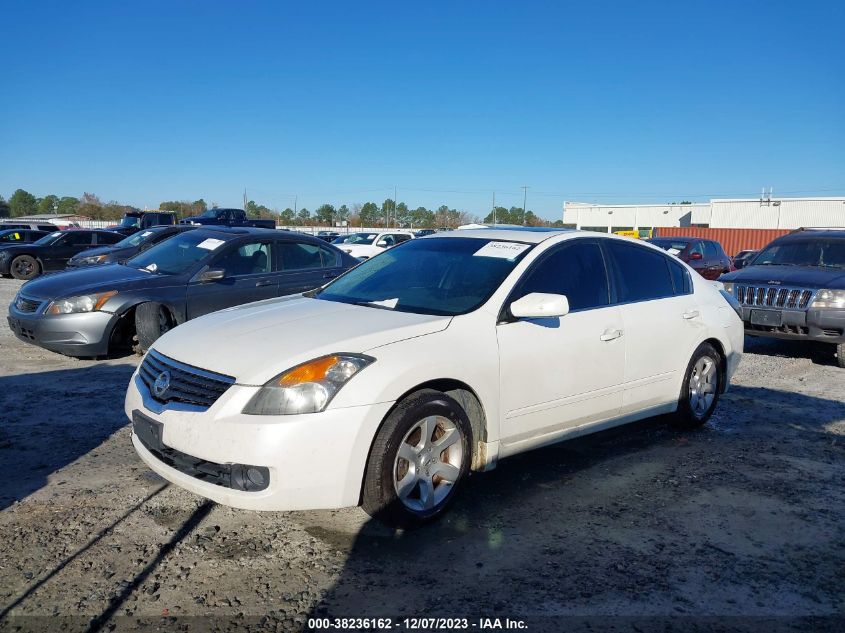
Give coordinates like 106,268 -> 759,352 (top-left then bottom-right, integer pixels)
741,307 -> 845,344
7,307 -> 118,356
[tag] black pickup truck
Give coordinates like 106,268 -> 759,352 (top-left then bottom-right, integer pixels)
179,207 -> 276,229
109,211 -> 177,237
720,228 -> 845,367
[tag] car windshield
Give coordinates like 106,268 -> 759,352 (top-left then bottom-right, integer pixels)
650,240 -> 689,254
754,239 -> 845,268
115,229 -> 159,248
315,237 -> 533,316
333,232 -> 377,245
33,232 -> 63,246
127,231 -> 226,275
119,215 -> 142,228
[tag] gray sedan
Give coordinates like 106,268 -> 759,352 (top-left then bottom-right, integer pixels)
7,227 -> 358,357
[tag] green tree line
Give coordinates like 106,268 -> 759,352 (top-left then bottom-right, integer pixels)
1,189 -> 563,228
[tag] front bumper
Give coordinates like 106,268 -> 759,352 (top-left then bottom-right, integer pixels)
125,371 -> 395,511
741,306 -> 845,344
7,305 -> 118,356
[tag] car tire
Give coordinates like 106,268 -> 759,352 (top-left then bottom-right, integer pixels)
10,255 -> 40,280
835,342 -> 845,369
134,302 -> 175,354
361,389 -> 472,528
671,342 -> 723,429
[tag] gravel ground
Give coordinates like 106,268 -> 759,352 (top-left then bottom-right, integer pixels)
0,278 -> 843,632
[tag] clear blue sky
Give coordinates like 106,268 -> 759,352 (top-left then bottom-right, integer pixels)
1,0 -> 843,220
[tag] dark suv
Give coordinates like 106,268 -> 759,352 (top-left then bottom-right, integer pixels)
648,237 -> 733,280
720,229 -> 845,367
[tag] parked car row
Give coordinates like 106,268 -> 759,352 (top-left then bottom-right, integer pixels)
7,227 -> 359,357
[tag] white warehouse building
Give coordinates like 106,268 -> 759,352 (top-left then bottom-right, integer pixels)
562,196 -> 845,232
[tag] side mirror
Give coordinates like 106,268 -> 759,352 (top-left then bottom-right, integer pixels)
376,240 -> 388,248
197,268 -> 225,283
690,252 -> 703,261
510,293 -> 570,319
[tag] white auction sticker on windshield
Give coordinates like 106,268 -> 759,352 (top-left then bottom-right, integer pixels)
667,248 -> 682,256
196,238 -> 225,250
474,241 -> 530,260
141,231 -> 153,237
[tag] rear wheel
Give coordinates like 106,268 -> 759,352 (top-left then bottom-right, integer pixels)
835,342 -> 845,369
134,302 -> 175,354
10,255 -> 40,280
671,342 -> 722,429
362,389 -> 472,527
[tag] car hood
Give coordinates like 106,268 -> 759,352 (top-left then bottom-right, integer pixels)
20,264 -> 182,300
152,295 -> 452,384
71,246 -> 136,261
721,265 -> 845,289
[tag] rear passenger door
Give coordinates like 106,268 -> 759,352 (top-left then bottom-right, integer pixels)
603,240 -> 702,415
275,240 -> 337,295
186,240 -> 277,318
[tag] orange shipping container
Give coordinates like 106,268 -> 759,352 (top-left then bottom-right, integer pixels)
653,227 -> 791,257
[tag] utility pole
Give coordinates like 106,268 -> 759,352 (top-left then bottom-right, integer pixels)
492,192 -> 496,225
243,189 -> 248,212
393,185 -> 397,228
522,186 -> 529,225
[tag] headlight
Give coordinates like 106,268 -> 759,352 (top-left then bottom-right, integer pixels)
722,282 -> 734,294
243,354 -> 374,415
46,290 -> 117,315
810,289 -> 845,309
76,254 -> 109,265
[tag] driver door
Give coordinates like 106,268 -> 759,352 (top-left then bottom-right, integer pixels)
186,240 -> 277,318
496,240 -> 625,448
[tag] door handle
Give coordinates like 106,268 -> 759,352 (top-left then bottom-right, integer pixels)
255,280 -> 272,287
600,329 -> 623,342
683,310 -> 700,320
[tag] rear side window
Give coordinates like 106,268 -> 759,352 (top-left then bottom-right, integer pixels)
278,241 -> 324,270
704,241 -> 718,257
215,241 -> 273,276
96,232 -> 123,245
61,231 -> 96,246
512,241 -> 610,311
319,245 -> 340,267
605,241 -> 675,303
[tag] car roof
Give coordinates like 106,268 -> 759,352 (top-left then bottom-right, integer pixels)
650,236 -> 696,242
189,226 -> 332,245
780,229 -> 845,240
431,226 -> 573,244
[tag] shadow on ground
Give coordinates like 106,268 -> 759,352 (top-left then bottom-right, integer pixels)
0,363 -> 136,510
305,385 -> 845,630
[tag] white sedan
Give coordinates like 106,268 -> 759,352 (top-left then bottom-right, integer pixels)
331,230 -> 415,260
126,228 -> 743,526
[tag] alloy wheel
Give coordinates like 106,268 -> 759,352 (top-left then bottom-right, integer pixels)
393,415 -> 464,512
689,355 -> 717,418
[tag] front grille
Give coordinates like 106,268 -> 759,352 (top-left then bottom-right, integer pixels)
734,285 -> 814,309
14,295 -> 43,314
138,349 -> 235,409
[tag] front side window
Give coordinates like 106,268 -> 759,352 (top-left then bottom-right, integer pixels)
214,241 -> 272,276
511,241 -> 609,311
605,241 -> 675,303
316,237 -> 533,316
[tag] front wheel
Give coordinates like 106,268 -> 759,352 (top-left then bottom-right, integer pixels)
671,342 -> 723,429
835,342 -> 845,369
362,389 -> 472,527
10,255 -> 40,280
134,302 -> 175,354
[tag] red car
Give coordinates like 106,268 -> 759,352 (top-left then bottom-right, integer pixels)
648,237 -> 733,280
